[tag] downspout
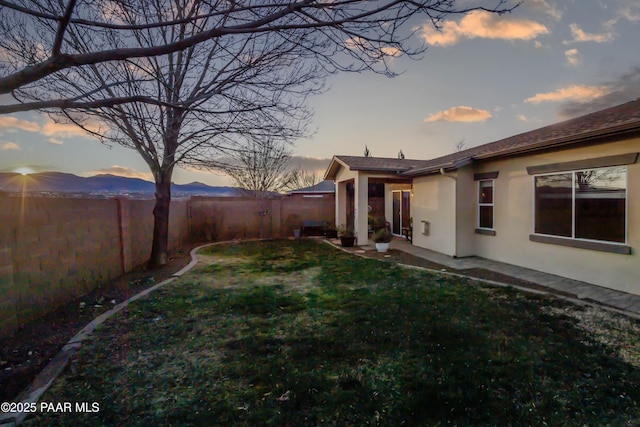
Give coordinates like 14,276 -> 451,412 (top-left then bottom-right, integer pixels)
439,168 -> 457,181
439,168 -> 458,257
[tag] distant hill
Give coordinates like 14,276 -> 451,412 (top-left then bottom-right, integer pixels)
0,172 -> 240,197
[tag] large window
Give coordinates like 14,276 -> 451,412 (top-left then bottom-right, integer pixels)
478,180 -> 494,229
534,166 -> 626,243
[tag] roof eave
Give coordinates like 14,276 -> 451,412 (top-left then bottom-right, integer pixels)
474,122 -> 640,160
323,156 -> 350,181
401,157 -> 473,177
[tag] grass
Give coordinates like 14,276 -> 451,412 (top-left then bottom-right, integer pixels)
30,240 -> 640,426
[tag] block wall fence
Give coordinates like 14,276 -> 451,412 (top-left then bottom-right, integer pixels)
0,193 -> 334,337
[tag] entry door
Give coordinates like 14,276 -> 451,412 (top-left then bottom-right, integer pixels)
392,190 -> 411,235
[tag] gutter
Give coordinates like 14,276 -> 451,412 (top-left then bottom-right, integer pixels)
439,168 -> 457,180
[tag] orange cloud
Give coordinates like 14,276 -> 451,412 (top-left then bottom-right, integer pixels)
1,141 -> 21,150
424,106 -> 492,123
41,119 -> 92,137
564,48 -> 580,66
525,85 -> 610,104
563,23 -> 614,44
421,11 -> 548,46
0,116 -> 40,133
344,37 -> 400,57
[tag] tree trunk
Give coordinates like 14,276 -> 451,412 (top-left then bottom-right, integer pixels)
148,170 -> 172,268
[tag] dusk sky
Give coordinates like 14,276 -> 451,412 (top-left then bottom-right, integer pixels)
1,0 -> 639,186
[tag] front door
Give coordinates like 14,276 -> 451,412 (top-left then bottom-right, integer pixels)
392,190 -> 411,236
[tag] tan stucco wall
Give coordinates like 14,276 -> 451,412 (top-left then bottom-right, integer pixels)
334,166 -> 358,238
411,174 -> 457,256
469,138 -> 640,295
455,167 -> 476,257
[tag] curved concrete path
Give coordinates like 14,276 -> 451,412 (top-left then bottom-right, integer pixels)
3,238 -> 638,426
340,238 -> 640,320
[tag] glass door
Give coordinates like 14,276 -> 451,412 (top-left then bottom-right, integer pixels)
392,190 -> 411,236
392,191 -> 401,235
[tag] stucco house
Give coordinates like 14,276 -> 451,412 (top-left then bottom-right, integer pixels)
324,99 -> 640,295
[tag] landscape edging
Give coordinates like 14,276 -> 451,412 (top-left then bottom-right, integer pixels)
0,242 -> 219,426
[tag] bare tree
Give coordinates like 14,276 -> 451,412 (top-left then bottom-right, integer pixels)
364,145 -> 371,157
284,168 -> 321,191
220,139 -> 297,195
455,138 -> 467,152
0,0 -> 518,266
0,0 -> 518,113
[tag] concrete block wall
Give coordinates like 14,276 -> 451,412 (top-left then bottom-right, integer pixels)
0,195 -> 190,337
0,196 -> 122,334
189,195 -> 335,241
0,193 -> 334,338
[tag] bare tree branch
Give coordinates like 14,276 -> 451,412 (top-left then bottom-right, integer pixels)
0,0 -> 518,96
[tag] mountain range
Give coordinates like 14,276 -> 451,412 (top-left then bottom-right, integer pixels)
0,172 -> 239,197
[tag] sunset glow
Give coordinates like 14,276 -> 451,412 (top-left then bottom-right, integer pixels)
14,167 -> 34,176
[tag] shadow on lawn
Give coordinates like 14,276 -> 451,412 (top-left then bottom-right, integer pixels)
30,240 -> 640,426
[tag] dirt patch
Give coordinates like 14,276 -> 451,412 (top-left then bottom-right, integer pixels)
543,305 -> 640,367
260,266 -> 323,292
0,250 -> 191,402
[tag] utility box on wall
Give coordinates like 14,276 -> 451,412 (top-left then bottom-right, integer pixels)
421,220 -> 430,236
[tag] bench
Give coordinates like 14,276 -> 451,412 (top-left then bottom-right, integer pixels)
301,220 -> 328,237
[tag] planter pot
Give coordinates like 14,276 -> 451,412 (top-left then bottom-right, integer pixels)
375,242 -> 390,253
340,236 -> 356,247
293,229 -> 301,239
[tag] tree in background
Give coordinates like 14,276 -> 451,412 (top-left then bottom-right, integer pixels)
0,0 -> 517,266
217,139 -> 321,194
455,139 -> 468,152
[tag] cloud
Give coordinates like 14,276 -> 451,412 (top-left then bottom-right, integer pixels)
516,114 -> 542,124
1,141 -> 21,150
0,116 -> 40,133
525,0 -> 563,20
620,4 -> 640,21
344,37 -> 400,57
420,11 -> 548,46
525,85 -> 610,104
41,119 -> 97,138
86,165 -> 153,181
48,138 -> 64,145
563,23 -> 614,44
424,106 -> 492,123
564,48 -> 580,66
556,66 -> 640,118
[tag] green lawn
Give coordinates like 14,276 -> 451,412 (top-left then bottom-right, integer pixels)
31,240 -> 640,426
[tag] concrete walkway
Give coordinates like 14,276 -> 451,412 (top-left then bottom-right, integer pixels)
385,238 -> 640,317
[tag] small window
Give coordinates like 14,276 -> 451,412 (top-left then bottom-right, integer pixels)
534,166 -> 626,243
478,180 -> 494,229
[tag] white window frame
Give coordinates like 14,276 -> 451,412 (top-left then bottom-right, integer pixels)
532,166 -> 628,245
477,179 -> 494,230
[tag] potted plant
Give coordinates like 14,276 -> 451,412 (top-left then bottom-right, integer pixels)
337,224 -> 356,247
372,227 -> 392,253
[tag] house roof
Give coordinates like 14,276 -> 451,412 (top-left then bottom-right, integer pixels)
288,180 -> 335,194
324,155 -> 432,180
403,98 -> 640,176
324,99 -> 640,180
